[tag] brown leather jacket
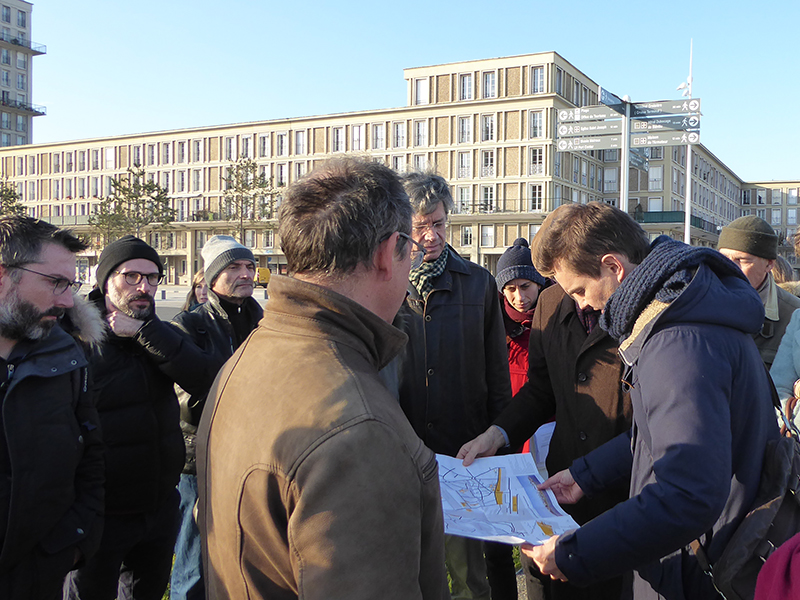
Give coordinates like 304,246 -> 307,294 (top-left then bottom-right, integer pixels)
197,275 -> 449,600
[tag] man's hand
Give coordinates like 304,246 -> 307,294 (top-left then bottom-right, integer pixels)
521,535 -> 568,581
106,310 -> 144,338
538,469 -> 585,505
456,426 -> 505,466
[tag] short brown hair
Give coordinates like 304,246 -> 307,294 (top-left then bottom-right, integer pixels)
531,202 -> 650,277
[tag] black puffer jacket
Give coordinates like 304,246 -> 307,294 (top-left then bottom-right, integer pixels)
88,289 -> 186,514
0,295 -> 105,598
171,290 -> 262,473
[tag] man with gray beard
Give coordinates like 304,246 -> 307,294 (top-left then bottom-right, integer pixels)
0,216 -> 104,600
65,236 -> 199,600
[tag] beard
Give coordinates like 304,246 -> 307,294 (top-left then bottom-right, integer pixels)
0,287 -> 64,342
107,284 -> 154,319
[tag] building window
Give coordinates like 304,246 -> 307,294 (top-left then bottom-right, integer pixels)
589,163 -> 595,188
573,81 -> 581,106
555,67 -> 563,96
413,154 -> 426,171
456,187 -> 471,214
649,197 -> 663,212
351,125 -> 363,151
415,78 -> 429,105
553,185 -> 562,207
332,127 -> 345,152
650,146 -> 664,160
457,116 -> 472,144
1,70 -> 8,87
572,159 -> 579,184
16,10 -> 24,28
461,225 -> 473,246
480,186 -> 495,213
392,122 -> 405,148
258,135 -> 269,158
371,123 -> 385,150
161,142 -> 171,164
554,152 -> 561,178
457,151 -> 471,179
241,137 -> 250,158
531,66 -> 544,94
757,189 -> 767,205
529,184 -> 543,212
0,49 -> 8,65
105,147 -> 114,169
772,189 -> 783,204
192,169 -> 201,192
391,155 -> 405,173
15,73 -> 24,90
413,120 -> 427,147
482,71 -> 496,99
52,153 -> 60,173
91,150 -> 100,170
459,73 -> 473,101
192,139 -> 202,162
581,159 -> 588,186
276,133 -> 288,156
529,111 -> 543,138
789,189 -> 798,206
263,229 -> 274,248
295,162 -> 306,180
480,150 -> 494,177
604,168 -> 618,193
0,7 -> 8,23
0,111 -> 7,129
224,137 -> 234,160
529,147 -> 543,175
15,52 -> 24,70
788,208 -> 797,226
65,153 -> 73,172
177,170 -> 186,192
162,172 -> 170,192
772,209 -> 782,226
145,144 -> 155,166
481,114 -> 495,142
295,130 -> 306,155
276,163 -> 287,186
480,223 -> 495,246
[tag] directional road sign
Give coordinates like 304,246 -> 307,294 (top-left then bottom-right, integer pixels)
631,98 -> 701,118
558,105 -> 624,123
557,135 -> 621,152
629,152 -> 649,171
599,87 -> 625,114
631,131 -> 700,147
558,121 -> 622,138
631,114 -> 700,132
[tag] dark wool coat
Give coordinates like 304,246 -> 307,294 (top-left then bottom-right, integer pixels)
397,247 -> 512,457
558,262 -> 780,600
494,285 -> 632,526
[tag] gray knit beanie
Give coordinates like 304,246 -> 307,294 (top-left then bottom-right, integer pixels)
718,216 -> 778,260
201,235 -> 255,286
495,238 -> 547,291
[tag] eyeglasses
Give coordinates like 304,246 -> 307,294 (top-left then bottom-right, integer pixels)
411,218 -> 448,236
10,265 -> 82,295
397,232 -> 426,270
114,271 -> 164,287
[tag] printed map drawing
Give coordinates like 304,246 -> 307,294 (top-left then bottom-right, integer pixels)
436,453 -> 579,545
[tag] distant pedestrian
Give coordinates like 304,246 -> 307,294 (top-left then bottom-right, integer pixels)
181,269 -> 208,312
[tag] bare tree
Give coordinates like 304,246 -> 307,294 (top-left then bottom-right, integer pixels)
222,157 -> 277,242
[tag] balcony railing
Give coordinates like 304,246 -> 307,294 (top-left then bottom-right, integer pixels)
0,96 -> 46,115
0,31 -> 46,54
633,210 -> 718,234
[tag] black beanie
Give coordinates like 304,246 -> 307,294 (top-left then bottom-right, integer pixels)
95,235 -> 163,293
495,238 -> 547,291
718,216 -> 778,260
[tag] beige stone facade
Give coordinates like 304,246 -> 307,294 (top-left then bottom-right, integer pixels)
0,51 -> 795,283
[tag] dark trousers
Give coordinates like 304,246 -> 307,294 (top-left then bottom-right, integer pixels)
484,541 -> 518,600
64,490 -> 180,600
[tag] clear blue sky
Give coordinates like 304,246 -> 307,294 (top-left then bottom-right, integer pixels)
30,0 -> 798,182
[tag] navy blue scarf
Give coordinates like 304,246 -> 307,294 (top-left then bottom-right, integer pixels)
600,235 -> 746,342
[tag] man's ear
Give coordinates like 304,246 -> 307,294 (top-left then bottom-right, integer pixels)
600,253 -> 629,283
0,264 -> 13,295
766,259 -> 776,273
373,232 -> 398,282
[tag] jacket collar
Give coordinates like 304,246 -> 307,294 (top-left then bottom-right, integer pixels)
554,288 -> 609,350
264,275 -> 407,371
757,272 -> 779,322
205,288 -> 263,324
407,245 -> 470,300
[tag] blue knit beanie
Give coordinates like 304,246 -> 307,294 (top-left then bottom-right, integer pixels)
495,238 -> 546,291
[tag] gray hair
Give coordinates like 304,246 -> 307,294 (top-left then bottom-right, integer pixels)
278,156 -> 411,277
0,215 -> 86,279
400,170 -> 454,216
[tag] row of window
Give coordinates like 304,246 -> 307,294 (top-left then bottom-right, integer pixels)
0,49 -> 25,69
0,6 -> 25,28
0,70 -> 24,89
742,188 -> 800,206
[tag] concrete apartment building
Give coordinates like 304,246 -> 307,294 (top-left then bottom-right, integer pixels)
0,50 -> 795,284
0,0 -> 44,147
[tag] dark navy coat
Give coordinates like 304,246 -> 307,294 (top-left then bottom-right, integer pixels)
557,262 -> 779,599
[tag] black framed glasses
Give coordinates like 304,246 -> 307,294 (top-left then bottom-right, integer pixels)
11,265 -> 82,295
114,271 -> 164,286
397,232 -> 426,270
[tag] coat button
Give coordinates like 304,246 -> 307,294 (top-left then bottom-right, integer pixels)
425,315 -> 432,322
577,372 -> 587,383
77,528 -> 84,535
427,422 -> 434,429
427,368 -> 434,376
78,435 -> 84,443
71,360 -> 77,365
51,367 -> 58,372
579,431 -> 587,441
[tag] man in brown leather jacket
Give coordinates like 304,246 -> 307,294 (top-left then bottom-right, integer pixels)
197,156 -> 448,600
